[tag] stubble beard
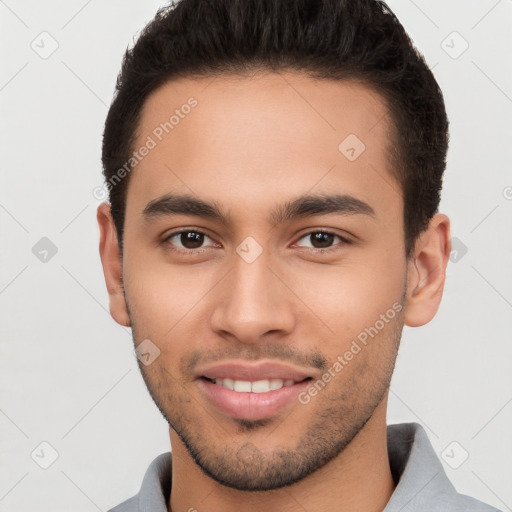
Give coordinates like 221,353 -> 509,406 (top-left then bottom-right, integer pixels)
127,296 -> 405,491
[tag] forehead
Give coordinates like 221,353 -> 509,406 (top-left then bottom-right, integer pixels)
126,71 -> 402,225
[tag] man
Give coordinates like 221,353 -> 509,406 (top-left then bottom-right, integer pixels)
97,0 -> 500,510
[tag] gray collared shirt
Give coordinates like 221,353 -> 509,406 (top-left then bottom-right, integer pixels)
108,422 -> 501,512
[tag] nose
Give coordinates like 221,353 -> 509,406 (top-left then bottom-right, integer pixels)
209,252 -> 297,345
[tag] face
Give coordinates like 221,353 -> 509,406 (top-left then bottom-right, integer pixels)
99,72 -> 445,491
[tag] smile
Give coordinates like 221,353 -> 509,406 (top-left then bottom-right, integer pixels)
204,377 -> 309,393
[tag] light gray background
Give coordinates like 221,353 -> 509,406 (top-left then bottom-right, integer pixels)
1,1 -> 511,510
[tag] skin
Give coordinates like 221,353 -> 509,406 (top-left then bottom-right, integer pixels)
97,71 -> 451,512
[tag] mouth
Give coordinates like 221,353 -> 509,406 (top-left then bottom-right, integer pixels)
201,376 -> 312,393
196,361 -> 315,421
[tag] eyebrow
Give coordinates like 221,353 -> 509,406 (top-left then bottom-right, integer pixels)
142,193 -> 376,225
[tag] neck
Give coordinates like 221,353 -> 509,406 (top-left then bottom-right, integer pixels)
168,399 -> 395,512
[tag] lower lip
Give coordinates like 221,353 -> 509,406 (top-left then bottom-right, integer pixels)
199,378 -> 311,421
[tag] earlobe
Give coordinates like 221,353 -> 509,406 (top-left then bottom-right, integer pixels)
97,203 -> 131,327
404,214 -> 451,327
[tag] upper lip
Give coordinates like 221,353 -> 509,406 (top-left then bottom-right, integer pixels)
197,360 -> 314,382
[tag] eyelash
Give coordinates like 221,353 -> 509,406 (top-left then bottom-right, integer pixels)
162,229 -> 350,255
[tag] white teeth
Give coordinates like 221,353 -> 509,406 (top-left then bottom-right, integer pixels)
251,380 -> 271,393
270,379 -> 284,390
223,378 -> 234,390
212,378 -> 295,393
233,380 -> 252,392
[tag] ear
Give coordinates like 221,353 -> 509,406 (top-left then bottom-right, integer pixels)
97,203 -> 131,327
404,213 -> 451,327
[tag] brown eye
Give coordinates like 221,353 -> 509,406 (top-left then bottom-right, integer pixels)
296,231 -> 342,250
310,232 -> 335,248
180,231 -> 204,249
166,230 -> 212,250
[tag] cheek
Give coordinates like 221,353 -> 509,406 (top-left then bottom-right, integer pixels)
123,257 -> 214,339
286,255 -> 405,340
123,233 -> 406,351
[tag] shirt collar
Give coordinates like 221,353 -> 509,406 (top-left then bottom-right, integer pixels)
384,422 -> 455,511
135,423 -> 460,512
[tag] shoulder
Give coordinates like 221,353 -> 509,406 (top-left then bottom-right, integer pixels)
432,490 -> 502,511
106,495 -> 138,512
386,423 -> 503,512
106,452 -> 172,512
